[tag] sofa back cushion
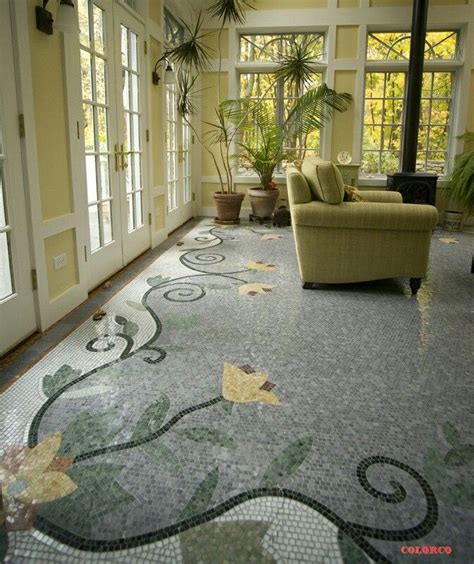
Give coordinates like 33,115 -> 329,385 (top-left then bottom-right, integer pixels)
286,165 -> 312,205
301,158 -> 345,204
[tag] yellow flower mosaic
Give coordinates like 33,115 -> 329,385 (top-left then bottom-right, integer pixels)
246,261 -> 275,271
222,363 -> 280,405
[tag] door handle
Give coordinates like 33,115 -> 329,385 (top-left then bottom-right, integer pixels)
120,144 -> 129,170
114,144 -> 120,171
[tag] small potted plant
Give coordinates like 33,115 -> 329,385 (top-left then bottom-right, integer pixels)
443,132 -> 474,231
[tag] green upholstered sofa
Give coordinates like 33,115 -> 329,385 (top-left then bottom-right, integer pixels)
286,158 -> 439,294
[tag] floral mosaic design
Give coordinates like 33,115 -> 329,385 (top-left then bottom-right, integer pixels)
2,221 -> 467,562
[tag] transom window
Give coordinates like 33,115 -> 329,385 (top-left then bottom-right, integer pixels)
239,33 -> 325,62
362,31 -> 458,177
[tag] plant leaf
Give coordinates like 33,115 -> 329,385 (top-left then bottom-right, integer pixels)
180,520 -> 273,563
174,427 -> 238,449
444,445 -> 474,466
125,300 -> 146,311
39,463 -> 134,537
205,283 -> 231,290
440,481 -> 474,510
142,441 -> 179,469
132,395 -> 170,442
179,467 -> 219,520
147,275 -> 171,287
164,314 -> 201,330
221,399 -> 234,415
337,530 -> 370,563
42,365 -> 82,398
59,409 -> 121,457
261,436 -> 313,487
114,315 -> 139,337
442,422 -> 461,447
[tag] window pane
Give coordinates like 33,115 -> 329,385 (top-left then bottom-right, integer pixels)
240,33 -> 324,62
78,0 -> 90,48
93,4 -> 105,55
127,194 -> 134,231
130,32 -> 138,71
121,26 -> 128,67
97,107 -> 108,152
85,155 -> 98,202
88,204 -> 100,251
83,103 -> 95,151
99,154 -> 110,198
131,114 -> 140,150
381,152 -> 400,173
134,191 -> 142,227
130,74 -> 139,112
95,57 -> 107,104
133,153 -> 141,190
0,165 -> 7,227
123,70 -> 130,110
367,31 -> 457,61
80,50 -> 92,101
0,231 -> 13,300
101,200 -> 112,244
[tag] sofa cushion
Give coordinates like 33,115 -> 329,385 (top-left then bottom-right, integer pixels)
301,159 -> 344,204
286,165 -> 312,205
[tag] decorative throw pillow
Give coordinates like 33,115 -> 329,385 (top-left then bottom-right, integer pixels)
344,184 -> 365,202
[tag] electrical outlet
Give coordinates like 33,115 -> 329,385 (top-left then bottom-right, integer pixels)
53,253 -> 67,271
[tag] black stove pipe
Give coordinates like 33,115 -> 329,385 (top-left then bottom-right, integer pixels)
401,0 -> 429,173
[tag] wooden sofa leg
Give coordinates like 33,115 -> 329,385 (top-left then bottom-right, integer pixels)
409,278 -> 422,295
303,282 -> 313,289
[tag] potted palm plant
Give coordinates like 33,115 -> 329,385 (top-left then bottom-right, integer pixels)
235,85 -> 353,221
442,131 -> 474,231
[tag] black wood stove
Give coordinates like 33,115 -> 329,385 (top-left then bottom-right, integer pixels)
386,0 -> 438,205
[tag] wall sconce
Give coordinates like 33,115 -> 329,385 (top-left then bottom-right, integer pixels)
152,58 -> 176,86
36,0 -> 76,35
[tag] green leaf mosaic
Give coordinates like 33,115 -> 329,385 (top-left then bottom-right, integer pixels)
141,441 -> 179,468
39,463 -> 134,537
337,530 -> 370,563
179,467 -> 220,520
146,275 -> 171,287
59,409 -> 121,457
442,422 -> 461,447
114,315 -> 139,337
132,395 -> 170,441
125,300 -> 146,311
42,365 -> 82,398
261,436 -> 313,487
174,427 -> 238,449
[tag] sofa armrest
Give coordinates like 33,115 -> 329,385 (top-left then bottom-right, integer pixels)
359,190 -> 403,204
291,201 -> 439,231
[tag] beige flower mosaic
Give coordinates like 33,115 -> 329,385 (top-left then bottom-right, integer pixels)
239,283 -> 274,296
438,238 -> 459,244
222,363 -> 280,405
0,433 -> 76,530
246,261 -> 276,271
261,234 -> 283,241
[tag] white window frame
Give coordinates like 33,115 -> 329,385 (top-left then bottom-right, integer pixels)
361,29 -> 463,180
234,29 -> 329,183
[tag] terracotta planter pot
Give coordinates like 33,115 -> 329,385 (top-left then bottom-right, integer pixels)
213,191 -> 245,224
248,187 -> 280,222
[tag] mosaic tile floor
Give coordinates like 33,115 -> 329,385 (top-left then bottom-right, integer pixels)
0,220 -> 473,563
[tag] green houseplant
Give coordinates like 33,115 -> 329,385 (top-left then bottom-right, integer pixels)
443,131 -> 474,231
236,84 -> 352,220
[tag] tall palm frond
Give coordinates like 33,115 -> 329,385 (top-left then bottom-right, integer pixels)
284,85 -> 352,140
446,151 -> 474,213
274,42 -> 320,90
177,71 -> 198,117
163,11 -> 213,71
207,0 -> 255,25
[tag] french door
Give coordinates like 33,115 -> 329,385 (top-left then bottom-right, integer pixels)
0,0 -> 36,355
79,0 -> 148,290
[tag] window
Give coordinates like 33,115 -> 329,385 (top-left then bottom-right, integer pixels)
238,33 -> 326,171
362,31 -> 458,177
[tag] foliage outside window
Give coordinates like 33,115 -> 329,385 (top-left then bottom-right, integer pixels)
238,33 -> 325,174
362,31 -> 458,177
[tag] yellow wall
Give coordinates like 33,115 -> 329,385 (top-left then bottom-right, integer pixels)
28,0 -> 72,220
370,0 -> 467,5
44,229 -> 79,300
331,71 -> 357,161
335,26 -> 359,59
202,29 -> 229,60
338,0 -> 359,7
149,0 -> 161,24
200,72 -> 229,177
